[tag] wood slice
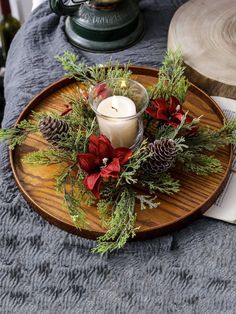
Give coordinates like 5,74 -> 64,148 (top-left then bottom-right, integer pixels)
10,66 -> 232,241
168,0 -> 236,98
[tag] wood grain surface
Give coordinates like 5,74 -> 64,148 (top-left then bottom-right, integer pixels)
10,66 -> 233,240
168,0 -> 236,98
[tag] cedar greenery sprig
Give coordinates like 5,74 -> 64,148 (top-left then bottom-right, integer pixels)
22,149 -> 72,165
148,49 -> 190,102
0,120 -> 39,149
176,152 -> 222,175
61,91 -> 95,129
184,120 -> 236,152
136,194 -> 160,210
92,188 -> 137,255
59,162 -> 96,229
31,110 -> 64,121
97,199 -> 111,228
141,173 -> 180,195
63,166 -> 89,228
57,118 -> 97,155
55,51 -> 132,85
117,139 -> 152,186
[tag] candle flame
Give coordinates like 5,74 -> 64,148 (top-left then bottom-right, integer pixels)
120,80 -> 127,88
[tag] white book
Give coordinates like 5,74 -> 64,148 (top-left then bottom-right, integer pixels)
32,0 -> 45,11
204,96 -> 236,224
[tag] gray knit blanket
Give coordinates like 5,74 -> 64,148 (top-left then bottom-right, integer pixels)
1,1 -> 236,313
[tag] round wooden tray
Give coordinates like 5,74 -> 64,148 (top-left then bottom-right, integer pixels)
10,66 -> 232,240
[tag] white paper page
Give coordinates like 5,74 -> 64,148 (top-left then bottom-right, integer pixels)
32,0 -> 45,11
203,97 -> 236,224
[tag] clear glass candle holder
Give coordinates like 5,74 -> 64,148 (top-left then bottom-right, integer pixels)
89,78 -> 149,149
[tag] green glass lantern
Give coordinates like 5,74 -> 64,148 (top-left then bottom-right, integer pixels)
49,0 -> 144,52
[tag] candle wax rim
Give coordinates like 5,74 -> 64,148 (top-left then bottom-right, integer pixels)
95,95 -> 146,119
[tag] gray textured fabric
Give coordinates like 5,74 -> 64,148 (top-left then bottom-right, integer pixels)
1,1 -> 236,313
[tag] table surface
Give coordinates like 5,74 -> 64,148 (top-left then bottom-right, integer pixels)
1,1 -> 236,314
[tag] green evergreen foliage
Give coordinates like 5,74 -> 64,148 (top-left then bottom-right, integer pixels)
117,140 -> 152,186
22,149 -> 72,165
62,92 -> 95,129
92,189 -> 137,255
177,152 -> 222,175
64,192 -> 87,228
141,173 -> 180,195
136,194 -> 160,210
56,51 -> 132,85
31,110 -> 63,121
0,119 -> 39,149
97,199 -> 111,228
184,120 -> 236,152
148,49 -> 189,102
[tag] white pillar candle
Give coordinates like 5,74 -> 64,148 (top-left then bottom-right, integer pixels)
97,95 -> 138,148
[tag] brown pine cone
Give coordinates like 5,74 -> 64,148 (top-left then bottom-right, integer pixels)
39,116 -> 69,145
142,138 -> 177,175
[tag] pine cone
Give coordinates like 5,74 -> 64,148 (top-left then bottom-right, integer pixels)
39,116 -> 69,145
142,138 -> 177,175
